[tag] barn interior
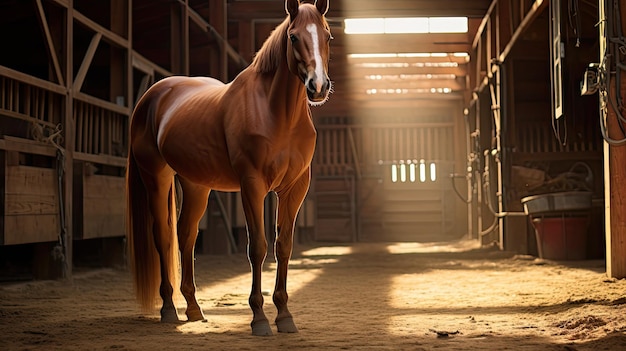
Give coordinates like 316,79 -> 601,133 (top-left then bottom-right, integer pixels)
0,0 -> 622,282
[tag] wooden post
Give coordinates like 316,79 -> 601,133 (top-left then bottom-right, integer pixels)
169,1 -> 190,75
110,0 -> 126,107
63,0 -> 75,279
209,0 -> 228,82
602,1 -> 626,278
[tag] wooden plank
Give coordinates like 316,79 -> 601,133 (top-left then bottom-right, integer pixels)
4,214 -> 59,245
81,174 -> 125,239
0,136 -> 57,157
6,165 -> 57,196
5,194 -> 58,215
3,165 -> 59,245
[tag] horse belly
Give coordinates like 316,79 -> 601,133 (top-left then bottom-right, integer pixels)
159,133 -> 241,191
170,156 -> 241,191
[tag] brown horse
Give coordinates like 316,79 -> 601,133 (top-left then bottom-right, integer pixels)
126,0 -> 332,337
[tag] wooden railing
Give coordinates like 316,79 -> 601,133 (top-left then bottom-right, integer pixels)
0,71 -> 64,132
314,122 -> 455,177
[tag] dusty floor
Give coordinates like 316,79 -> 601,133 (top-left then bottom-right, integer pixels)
1,240 -> 626,350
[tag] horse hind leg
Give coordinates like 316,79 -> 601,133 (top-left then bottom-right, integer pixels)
176,177 -> 210,322
143,171 -> 181,323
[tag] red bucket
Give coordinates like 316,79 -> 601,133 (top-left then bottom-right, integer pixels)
531,216 -> 590,260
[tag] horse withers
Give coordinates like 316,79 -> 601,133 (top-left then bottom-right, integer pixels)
126,0 -> 332,336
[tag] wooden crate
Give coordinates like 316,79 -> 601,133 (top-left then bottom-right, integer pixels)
73,162 -> 125,239
1,152 -> 60,245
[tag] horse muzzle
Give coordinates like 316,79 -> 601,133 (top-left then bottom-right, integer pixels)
305,74 -> 331,106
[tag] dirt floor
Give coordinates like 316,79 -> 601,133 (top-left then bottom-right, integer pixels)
1,240 -> 626,351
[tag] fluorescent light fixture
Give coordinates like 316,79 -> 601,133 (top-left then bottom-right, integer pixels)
344,17 -> 468,34
344,18 -> 385,34
428,17 -> 468,33
384,17 -> 429,33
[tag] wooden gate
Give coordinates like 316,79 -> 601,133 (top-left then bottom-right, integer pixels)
313,119 -> 458,242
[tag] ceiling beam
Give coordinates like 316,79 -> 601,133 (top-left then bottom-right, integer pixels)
343,65 -> 468,77
227,0 -> 493,20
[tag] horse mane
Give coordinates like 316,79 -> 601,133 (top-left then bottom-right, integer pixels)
251,4 -> 328,73
252,17 -> 289,73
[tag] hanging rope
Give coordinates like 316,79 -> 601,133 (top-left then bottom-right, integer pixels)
30,122 -> 69,278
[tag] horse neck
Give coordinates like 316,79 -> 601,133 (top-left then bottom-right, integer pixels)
263,61 -> 309,122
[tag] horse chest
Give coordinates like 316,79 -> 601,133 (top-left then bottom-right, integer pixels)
239,130 -> 314,188
264,149 -> 308,189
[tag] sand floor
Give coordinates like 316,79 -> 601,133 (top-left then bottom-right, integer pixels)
1,240 -> 626,350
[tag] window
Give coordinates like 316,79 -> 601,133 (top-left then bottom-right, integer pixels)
390,160 -> 437,183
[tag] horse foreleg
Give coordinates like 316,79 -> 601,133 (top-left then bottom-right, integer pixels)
177,178 -> 210,322
274,174 -> 310,333
241,182 -> 272,336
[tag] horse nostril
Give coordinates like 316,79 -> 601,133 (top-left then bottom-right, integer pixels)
307,79 -> 316,92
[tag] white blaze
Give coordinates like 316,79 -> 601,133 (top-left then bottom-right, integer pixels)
306,23 -> 324,93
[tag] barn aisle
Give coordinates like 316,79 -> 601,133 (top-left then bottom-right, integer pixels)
1,240 -> 625,350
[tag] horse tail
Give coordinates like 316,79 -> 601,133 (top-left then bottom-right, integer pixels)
126,106 -> 180,312
126,150 -> 160,312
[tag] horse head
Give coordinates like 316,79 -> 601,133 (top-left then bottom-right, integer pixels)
285,0 -> 332,106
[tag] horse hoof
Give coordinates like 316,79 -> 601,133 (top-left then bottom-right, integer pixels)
251,319 -> 273,336
160,307 -> 180,323
186,309 -> 206,322
276,317 -> 299,333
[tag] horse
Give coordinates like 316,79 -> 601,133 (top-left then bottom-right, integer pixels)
126,0 -> 332,336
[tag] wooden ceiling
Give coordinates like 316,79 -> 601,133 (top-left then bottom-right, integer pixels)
225,0 -> 493,116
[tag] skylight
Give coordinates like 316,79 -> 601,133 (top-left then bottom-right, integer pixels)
344,17 -> 468,34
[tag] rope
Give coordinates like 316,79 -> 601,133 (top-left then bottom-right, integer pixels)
30,122 -> 69,278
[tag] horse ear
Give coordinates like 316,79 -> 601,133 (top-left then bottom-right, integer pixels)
285,0 -> 299,19
315,0 -> 329,15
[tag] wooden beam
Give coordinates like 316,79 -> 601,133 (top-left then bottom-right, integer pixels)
0,65 -> 66,95
35,0 -> 65,86
110,0 -> 126,105
238,20 -> 254,64
473,0 -> 497,49
170,3 -> 183,74
343,32 -> 472,54
180,0 -> 248,68
74,92 -> 129,116
73,10 -> 127,48
73,32 -> 101,93
64,0 -> 75,279
132,52 -> 172,77
346,65 -> 468,77
0,136 -> 58,157
342,79 -> 466,91
498,0 -> 547,63
228,0 -> 493,20
346,55 -> 470,64
603,0 -> 626,278
210,0 -> 228,81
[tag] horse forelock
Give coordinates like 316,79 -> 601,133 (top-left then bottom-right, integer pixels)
251,4 -> 327,74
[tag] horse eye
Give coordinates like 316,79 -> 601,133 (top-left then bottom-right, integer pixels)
290,34 -> 298,43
